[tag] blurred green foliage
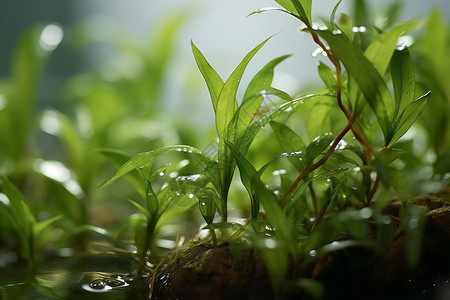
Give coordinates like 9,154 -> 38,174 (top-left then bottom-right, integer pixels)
0,0 -> 449,299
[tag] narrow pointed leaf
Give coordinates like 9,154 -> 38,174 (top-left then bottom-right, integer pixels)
305,133 -> 335,165
234,88 -> 292,142
238,55 -> 290,136
274,0 -> 299,16
100,145 -> 214,187
270,121 -> 306,171
275,0 -> 312,26
318,62 -> 337,90
391,46 -> 415,119
34,215 -> 62,237
128,199 -> 150,218
145,181 -> 159,219
216,36 -> 273,139
155,193 -> 197,231
197,188 -> 218,224
227,142 -> 292,239
191,41 -> 224,112
243,55 -> 290,102
0,176 -> 35,235
379,148 -> 405,164
99,153 -> 154,188
315,28 -> 394,140
388,92 -> 430,147
238,94 -> 327,155
330,0 -> 343,30
215,36 -> 273,207
364,20 -> 420,76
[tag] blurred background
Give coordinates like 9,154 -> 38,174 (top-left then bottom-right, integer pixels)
2,0 -> 449,118
0,0 -> 449,245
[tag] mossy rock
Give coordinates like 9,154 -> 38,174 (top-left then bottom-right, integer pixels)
154,240 -> 273,299
312,205 -> 450,300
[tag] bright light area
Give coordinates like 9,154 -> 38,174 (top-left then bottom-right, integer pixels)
40,109 -> 62,135
33,159 -> 71,182
39,23 -> 64,51
0,94 -> 6,111
0,193 -> 10,206
33,159 -> 84,197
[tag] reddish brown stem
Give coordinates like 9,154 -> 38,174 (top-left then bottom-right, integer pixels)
280,27 -> 381,205
311,186 -> 339,232
367,174 -> 381,205
308,28 -> 379,161
280,118 -> 355,205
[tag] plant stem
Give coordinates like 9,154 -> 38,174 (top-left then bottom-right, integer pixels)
280,118 -> 355,205
139,220 -> 156,274
308,28 -> 379,161
311,186 -> 339,232
221,190 -> 228,223
367,174 -> 380,205
276,20 -> 382,207
309,183 -> 318,216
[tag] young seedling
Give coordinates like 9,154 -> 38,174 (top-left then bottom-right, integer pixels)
0,176 -> 61,280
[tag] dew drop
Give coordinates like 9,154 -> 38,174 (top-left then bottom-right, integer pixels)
89,279 -> 106,290
409,218 -> 418,229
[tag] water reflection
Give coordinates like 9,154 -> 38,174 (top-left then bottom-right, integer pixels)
81,273 -> 130,293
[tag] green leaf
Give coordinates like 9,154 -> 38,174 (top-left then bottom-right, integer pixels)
214,36 -> 274,217
238,94 -> 327,157
197,188 -> 218,224
238,55 -> 290,137
353,0 -> 369,27
329,0 -> 343,31
243,55 -> 290,102
99,148 -> 145,195
275,0 -> 297,14
420,9 -> 449,93
305,96 -> 334,139
388,91 -> 430,147
98,148 -> 131,166
216,36 -> 273,139
145,181 -> 160,220
364,20 -> 420,76
0,177 -> 35,243
275,0 -> 312,26
314,28 -> 394,141
40,110 -> 85,178
155,192 -> 197,230
128,199 -> 150,218
400,206 -> 427,267
379,148 -> 405,164
270,121 -> 306,171
339,14 -> 353,39
227,142 -> 292,239
100,145 -> 214,187
258,246 -> 289,298
34,215 -> 62,237
233,88 -> 292,147
191,41 -> 224,112
72,225 -> 114,240
305,133 -> 334,165
10,26 -> 44,152
270,121 -> 306,151
202,222 -> 245,231
391,46 -> 415,119
99,152 -> 154,188
318,62 -> 337,90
